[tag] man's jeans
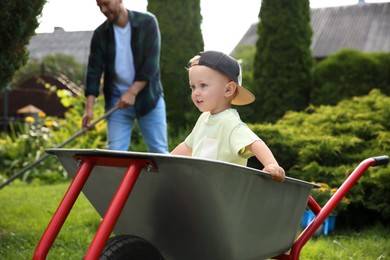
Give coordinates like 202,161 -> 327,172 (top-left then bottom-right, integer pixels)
107,95 -> 168,153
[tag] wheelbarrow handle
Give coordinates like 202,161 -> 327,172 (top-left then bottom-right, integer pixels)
275,155 -> 389,260
372,155 -> 389,166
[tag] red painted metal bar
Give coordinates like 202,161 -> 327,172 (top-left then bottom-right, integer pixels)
33,158 -> 96,260
274,156 -> 389,260
307,196 -> 321,215
84,160 -> 147,260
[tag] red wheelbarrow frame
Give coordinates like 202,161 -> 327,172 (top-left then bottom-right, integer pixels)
33,155 -> 388,260
274,155 -> 389,260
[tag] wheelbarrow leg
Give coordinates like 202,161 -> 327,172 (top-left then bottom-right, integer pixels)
33,158 -> 96,260
84,160 -> 146,260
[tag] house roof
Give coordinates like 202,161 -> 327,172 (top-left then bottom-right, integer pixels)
232,2 -> 390,58
1,74 -> 80,119
28,27 -> 93,65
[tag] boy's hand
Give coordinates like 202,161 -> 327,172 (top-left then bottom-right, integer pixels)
263,164 -> 285,182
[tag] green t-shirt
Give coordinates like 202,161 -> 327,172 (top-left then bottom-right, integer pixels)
185,109 -> 261,166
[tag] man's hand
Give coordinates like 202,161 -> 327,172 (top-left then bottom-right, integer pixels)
115,90 -> 136,108
82,110 -> 94,129
82,95 -> 95,128
115,81 -> 147,108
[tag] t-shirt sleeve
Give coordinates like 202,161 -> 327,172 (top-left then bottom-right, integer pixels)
230,124 -> 262,158
184,131 -> 194,149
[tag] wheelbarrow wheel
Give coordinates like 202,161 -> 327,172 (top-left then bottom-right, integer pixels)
100,235 -> 164,260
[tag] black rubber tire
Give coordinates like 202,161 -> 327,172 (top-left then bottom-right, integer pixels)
99,235 -> 164,260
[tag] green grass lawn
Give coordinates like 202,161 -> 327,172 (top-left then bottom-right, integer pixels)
0,182 -> 100,259
0,182 -> 389,259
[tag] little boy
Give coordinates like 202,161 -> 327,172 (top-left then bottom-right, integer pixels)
171,50 -> 285,182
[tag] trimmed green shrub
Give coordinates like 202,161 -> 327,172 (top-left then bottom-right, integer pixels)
250,89 -> 389,225
311,49 -> 390,105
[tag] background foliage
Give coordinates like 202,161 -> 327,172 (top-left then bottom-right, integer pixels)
0,91 -> 107,183
0,0 -> 46,90
311,49 -> 390,106
249,89 -> 390,225
231,45 -> 257,123
253,0 -> 314,123
148,0 -> 204,133
12,54 -> 86,87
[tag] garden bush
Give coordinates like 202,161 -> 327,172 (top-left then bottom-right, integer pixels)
0,111 -> 66,184
0,88 -> 171,184
311,49 -> 390,106
0,89 -> 107,184
249,89 -> 389,226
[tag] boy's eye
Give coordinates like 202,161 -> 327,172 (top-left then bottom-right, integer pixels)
189,83 -> 207,91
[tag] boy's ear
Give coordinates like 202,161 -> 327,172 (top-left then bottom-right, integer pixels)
225,81 -> 238,98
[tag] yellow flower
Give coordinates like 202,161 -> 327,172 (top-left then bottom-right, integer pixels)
38,112 -> 46,118
319,182 -> 329,188
311,181 -> 350,212
25,116 -> 35,124
44,121 -> 53,127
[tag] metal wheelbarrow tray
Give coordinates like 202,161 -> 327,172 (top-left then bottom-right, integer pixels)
33,149 -> 389,260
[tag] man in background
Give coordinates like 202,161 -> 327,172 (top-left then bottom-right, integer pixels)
82,0 -> 168,153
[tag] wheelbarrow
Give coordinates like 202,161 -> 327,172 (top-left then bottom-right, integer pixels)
32,149 -> 389,260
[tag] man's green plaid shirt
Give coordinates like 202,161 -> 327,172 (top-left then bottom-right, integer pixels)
85,10 -> 163,116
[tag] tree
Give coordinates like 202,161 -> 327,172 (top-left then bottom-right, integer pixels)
0,0 -> 46,90
253,0 -> 314,122
148,0 -> 204,133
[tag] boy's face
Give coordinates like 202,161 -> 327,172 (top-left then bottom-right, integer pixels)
189,65 -> 234,115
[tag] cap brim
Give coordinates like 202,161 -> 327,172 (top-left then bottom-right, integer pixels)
232,86 -> 255,105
